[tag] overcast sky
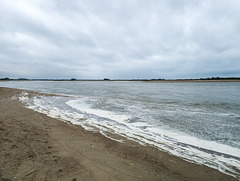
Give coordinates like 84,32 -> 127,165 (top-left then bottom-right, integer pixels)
0,0 -> 240,79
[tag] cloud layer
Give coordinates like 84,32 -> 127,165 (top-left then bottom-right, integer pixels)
0,0 -> 240,79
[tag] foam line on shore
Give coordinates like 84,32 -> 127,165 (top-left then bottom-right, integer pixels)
19,92 -> 240,179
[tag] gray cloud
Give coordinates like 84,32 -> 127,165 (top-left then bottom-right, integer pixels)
0,0 -> 240,79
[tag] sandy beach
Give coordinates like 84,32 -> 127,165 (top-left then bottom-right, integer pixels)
0,87 -> 237,181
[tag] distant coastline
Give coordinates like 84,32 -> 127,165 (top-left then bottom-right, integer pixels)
144,78 -> 240,82
1,77 -> 240,82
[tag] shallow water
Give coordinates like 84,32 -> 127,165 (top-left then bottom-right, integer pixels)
1,81 -> 240,178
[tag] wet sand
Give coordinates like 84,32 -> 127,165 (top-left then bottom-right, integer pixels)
0,87 -> 237,181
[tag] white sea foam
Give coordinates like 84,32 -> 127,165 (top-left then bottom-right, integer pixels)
18,93 -> 240,179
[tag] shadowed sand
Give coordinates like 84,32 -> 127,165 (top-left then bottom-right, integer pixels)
0,87 -> 237,181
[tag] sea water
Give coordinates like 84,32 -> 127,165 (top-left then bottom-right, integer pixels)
1,81 -> 240,178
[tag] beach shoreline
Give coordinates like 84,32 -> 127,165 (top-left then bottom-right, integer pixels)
0,87 -> 238,180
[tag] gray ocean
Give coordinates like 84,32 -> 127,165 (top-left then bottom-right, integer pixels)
1,81 -> 240,178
